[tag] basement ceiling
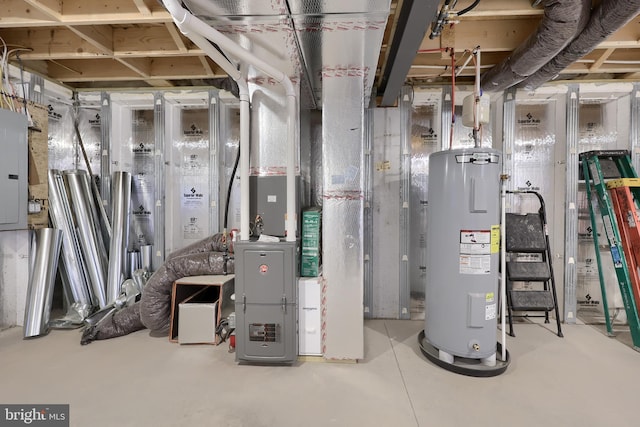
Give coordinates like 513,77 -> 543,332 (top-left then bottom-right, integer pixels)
1,0 -> 640,104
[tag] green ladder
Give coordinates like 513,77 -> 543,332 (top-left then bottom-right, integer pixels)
580,150 -> 640,350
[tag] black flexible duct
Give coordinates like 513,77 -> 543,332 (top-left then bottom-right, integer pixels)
519,0 -> 640,90
480,0 -> 591,93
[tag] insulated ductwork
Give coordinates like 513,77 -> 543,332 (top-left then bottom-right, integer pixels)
481,0 -> 591,93
519,0 -> 640,90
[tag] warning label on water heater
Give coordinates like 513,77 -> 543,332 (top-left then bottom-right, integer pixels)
459,230 -> 491,275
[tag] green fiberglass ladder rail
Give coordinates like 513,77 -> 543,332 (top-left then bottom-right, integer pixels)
580,150 -> 640,350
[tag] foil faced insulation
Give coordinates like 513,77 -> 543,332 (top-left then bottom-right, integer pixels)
23,229 -> 63,338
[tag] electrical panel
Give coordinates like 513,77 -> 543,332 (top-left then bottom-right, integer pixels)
0,109 -> 28,231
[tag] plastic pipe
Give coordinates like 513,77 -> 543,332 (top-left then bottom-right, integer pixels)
163,0 -> 297,241
500,176 -> 507,362
184,30 -> 251,241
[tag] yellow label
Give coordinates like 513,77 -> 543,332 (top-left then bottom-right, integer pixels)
490,225 -> 500,253
486,292 -> 495,303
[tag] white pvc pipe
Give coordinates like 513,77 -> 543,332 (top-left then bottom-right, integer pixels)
474,48 -> 481,148
500,176 -> 507,362
163,0 -> 297,241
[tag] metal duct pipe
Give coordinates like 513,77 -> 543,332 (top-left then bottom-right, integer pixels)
47,170 -> 93,307
23,228 -> 63,338
64,170 -> 109,308
520,0 -> 640,90
107,171 -> 132,304
481,0 -> 590,93
163,0 -> 297,241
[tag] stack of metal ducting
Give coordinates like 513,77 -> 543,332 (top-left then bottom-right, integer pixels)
47,169 -> 135,314
48,170 -> 95,313
63,170 -> 109,308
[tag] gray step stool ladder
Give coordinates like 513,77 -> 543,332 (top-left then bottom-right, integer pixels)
505,191 -> 563,338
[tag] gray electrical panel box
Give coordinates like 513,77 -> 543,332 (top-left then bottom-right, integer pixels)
249,175 -> 306,237
0,109 -> 28,231
234,240 -> 298,364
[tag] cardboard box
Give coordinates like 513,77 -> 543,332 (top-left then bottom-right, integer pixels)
169,275 -> 235,343
178,301 -> 218,345
301,248 -> 320,277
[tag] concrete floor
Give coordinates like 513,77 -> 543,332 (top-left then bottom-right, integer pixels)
0,319 -> 637,427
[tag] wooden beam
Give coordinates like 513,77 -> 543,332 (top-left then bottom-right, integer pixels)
114,25 -> 184,54
0,27 -> 106,57
165,22 -> 188,53
22,0 -> 62,21
420,18 -> 541,52
132,0 -> 152,16
0,0 -> 59,27
590,48 -> 616,71
67,25 -> 114,54
199,56 -> 214,76
117,57 -> 152,77
145,79 -> 174,87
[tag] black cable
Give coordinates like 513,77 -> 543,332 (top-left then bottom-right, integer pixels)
223,143 -> 241,230
457,0 -> 481,16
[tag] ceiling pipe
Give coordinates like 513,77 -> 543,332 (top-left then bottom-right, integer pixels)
480,0 -> 591,93
162,0 -> 298,242
519,0 -> 640,90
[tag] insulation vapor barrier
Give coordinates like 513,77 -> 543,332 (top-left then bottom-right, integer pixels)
46,99 -> 76,171
166,105 -> 212,252
23,229 -> 63,338
410,100 -> 440,296
81,233 -> 233,344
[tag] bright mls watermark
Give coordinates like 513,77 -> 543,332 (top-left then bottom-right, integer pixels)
0,405 -> 68,426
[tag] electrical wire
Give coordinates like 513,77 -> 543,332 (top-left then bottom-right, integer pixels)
456,0 -> 481,17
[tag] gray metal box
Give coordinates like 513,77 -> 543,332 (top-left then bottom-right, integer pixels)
234,240 -> 298,363
249,175 -> 306,237
0,109 -> 28,231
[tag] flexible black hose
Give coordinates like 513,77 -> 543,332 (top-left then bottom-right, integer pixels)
457,0 -> 481,16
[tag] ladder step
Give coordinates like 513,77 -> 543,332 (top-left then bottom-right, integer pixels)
509,290 -> 555,311
507,261 -> 550,281
505,213 -> 547,252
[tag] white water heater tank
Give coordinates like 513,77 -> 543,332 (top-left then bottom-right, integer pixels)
424,148 -> 501,361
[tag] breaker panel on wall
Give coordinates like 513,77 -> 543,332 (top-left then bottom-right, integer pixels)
0,109 -> 28,231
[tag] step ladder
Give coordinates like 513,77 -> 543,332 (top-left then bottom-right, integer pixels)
580,150 -> 640,349
504,190 -> 563,338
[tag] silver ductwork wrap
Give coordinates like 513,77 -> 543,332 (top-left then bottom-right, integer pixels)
80,233 -> 233,344
519,0 -> 640,90
481,0 -> 591,93
23,229 -> 63,338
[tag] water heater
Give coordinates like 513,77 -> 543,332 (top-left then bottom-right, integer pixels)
422,147 -> 505,374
